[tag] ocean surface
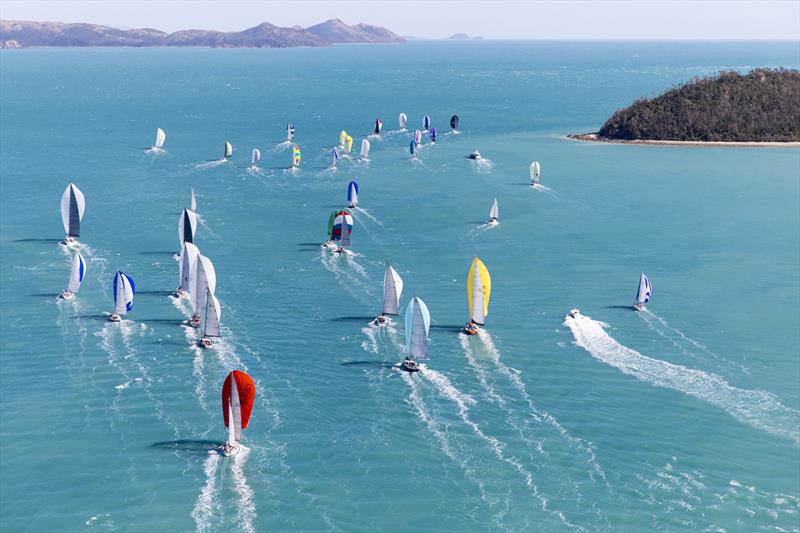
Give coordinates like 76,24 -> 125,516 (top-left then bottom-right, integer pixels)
1,41 -> 798,532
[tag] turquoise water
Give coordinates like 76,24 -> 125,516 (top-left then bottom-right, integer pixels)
1,41 -> 799,532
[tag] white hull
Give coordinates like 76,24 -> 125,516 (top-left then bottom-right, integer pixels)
109,313 -> 121,322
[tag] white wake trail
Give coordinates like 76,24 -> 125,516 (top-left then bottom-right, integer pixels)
565,313 -> 800,444
230,446 -> 257,533
192,453 -> 221,533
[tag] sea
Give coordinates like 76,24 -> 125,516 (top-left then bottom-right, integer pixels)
1,40 -> 798,532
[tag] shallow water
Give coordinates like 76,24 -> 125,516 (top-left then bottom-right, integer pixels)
1,41 -> 799,532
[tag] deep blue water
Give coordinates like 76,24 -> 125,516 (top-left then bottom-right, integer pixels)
1,41 -> 799,532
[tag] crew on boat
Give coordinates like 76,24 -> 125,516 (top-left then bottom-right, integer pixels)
568,308 -> 581,318
402,357 -> 420,372
463,319 -> 478,335
109,313 -> 121,322
221,442 -> 238,456
467,150 -> 482,160
189,314 -> 201,327
199,337 -> 213,348
374,313 -> 389,325
59,290 -> 73,300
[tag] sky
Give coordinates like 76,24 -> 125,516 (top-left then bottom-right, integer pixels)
1,0 -> 799,40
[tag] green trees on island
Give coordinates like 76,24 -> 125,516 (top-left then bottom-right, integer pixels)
598,69 -> 800,142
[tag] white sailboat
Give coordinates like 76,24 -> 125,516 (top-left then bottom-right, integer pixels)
151,128 -> 166,151
530,161 -> 541,186
402,296 -> 430,372
190,189 -> 197,212
223,141 -> 233,160
178,208 -> 198,249
60,183 -> 86,245
399,113 -> 408,131
175,242 -> 200,297
464,257 -> 491,335
198,287 -> 221,347
250,148 -> 261,168
109,271 -> 135,322
347,181 -> 359,208
60,251 -> 86,299
633,273 -> 652,311
488,198 -> 499,224
190,255 -> 216,327
374,262 -> 403,325
360,139 -> 370,160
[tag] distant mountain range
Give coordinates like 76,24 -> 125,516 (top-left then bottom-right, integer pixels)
0,19 -> 404,48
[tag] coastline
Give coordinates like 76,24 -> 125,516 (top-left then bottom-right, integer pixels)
567,133 -> 800,148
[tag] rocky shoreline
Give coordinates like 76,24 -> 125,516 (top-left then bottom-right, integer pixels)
567,133 -> 800,148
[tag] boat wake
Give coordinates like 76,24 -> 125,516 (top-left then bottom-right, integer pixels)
531,183 -> 558,196
192,452 -> 221,533
230,445 -> 257,533
270,140 -> 293,152
318,248 -> 376,306
194,159 -> 229,170
352,207 -> 384,227
471,158 -> 494,172
565,312 -> 800,444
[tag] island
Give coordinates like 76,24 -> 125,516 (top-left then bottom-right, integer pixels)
0,18 -> 404,48
570,69 -> 800,146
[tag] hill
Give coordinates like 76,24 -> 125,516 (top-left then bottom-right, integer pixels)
590,69 -> 800,142
0,18 -> 404,48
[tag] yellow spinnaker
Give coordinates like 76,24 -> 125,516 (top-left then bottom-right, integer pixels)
467,256 -> 491,323
345,135 -> 353,153
339,130 -> 347,146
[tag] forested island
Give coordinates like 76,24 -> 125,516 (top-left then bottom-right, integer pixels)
571,69 -> 800,145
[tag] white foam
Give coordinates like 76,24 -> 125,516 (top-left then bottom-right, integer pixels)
565,312 -> 800,444
353,206 -> 384,227
192,453 -> 220,533
459,333 -> 507,406
230,446 -> 257,533
361,324 -> 379,354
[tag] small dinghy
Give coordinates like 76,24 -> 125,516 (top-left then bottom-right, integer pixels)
402,296 -> 430,372
530,161 -> 541,186
467,150 -> 482,160
220,370 -> 255,457
60,182 -> 86,246
450,115 -> 459,131
413,129 -> 422,146
409,140 -> 417,160
331,210 -> 353,254
151,128 -> 166,151
374,118 -> 383,135
190,254 -> 216,328
250,148 -> 261,168
399,113 -> 408,131
198,287 -> 221,347
347,181 -> 359,208
464,256 -> 491,335
488,198 -> 499,224
374,261 -> 403,325
633,273 -> 652,311
360,139 -> 370,160
60,251 -> 86,299
428,127 -> 437,143
291,145 -> 301,168
223,141 -> 233,160
109,271 -> 135,322
286,122 -> 295,141
422,114 -> 431,131
175,242 -> 199,297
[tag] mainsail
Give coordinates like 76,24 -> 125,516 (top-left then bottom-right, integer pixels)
399,113 -> 408,130
332,210 -> 353,248
635,273 -> 652,307
467,257 -> 491,325
450,115 -> 459,130
67,251 -> 87,293
292,145 -> 301,167
251,148 -> 261,166
178,208 -> 197,247
345,135 -> 353,154
374,118 -> 383,134
360,139 -> 370,159
489,198 -> 499,220
423,115 -> 430,131
113,271 -> 135,316
414,130 -> 422,145
287,122 -> 295,141
202,288 -> 221,338
222,370 -> 255,442
382,263 -> 403,315
154,128 -> 166,149
331,147 -> 340,167
530,161 -> 541,184
178,242 -> 200,293
339,130 -> 347,147
409,140 -> 416,157
192,255 -> 217,317
429,127 -> 436,143
224,141 -> 233,159
190,189 -> 197,212
347,181 -> 359,207
405,297 -> 430,359
60,183 -> 86,238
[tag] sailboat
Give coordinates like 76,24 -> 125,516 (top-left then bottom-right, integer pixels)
374,118 -> 383,135
323,210 -> 338,249
488,198 -> 499,224
413,129 -> 422,146
374,262 -> 403,325
250,148 -> 261,168
402,296 -> 430,372
287,122 -> 295,141
409,140 -> 417,160
450,115 -> 459,131
223,141 -> 233,160
428,128 -> 437,143
151,128 -> 166,151
176,242 -> 200,297
331,210 -> 353,254
399,113 -> 408,131
220,370 -> 255,457
109,271 -> 135,322
360,139 -> 370,160
464,256 -> 491,335
338,130 -> 347,149
422,115 -> 431,131
330,147 -> 340,169
190,189 -> 197,212
60,182 -> 86,246
178,208 -> 198,249
190,254 -> 216,327
530,161 -> 541,186
344,135 -> 353,157
198,287 -> 221,347
347,181 -> 359,208
291,145 -> 301,168
633,273 -> 652,311
60,251 -> 86,299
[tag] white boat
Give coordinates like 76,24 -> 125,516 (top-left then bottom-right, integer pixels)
223,141 -> 233,160
488,198 -> 499,224
360,139 -> 370,160
399,113 -> 408,131
190,254 -> 216,328
178,208 -> 198,249
109,271 -> 135,322
568,308 -> 581,318
374,262 -> 403,325
176,242 -> 200,297
198,287 -> 221,347
60,183 -> 86,245
250,148 -> 261,168
60,251 -> 86,299
530,161 -> 541,186
633,273 -> 652,311
151,128 -> 166,151
347,181 -> 359,208
402,296 -> 430,372
221,370 -> 255,457
190,189 -> 197,212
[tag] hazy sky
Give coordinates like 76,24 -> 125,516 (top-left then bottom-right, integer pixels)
2,0 -> 799,40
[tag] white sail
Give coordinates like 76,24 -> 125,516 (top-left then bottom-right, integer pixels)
470,261 -> 485,324
178,208 -> 198,247
530,161 -> 541,184
178,242 -> 200,293
192,255 -> 217,316
360,139 -> 370,159
190,189 -> 197,212
227,401 -> 237,447
251,148 -> 261,165
60,183 -> 86,237
202,288 -> 221,338
399,113 -> 407,130
405,297 -> 431,359
67,251 -> 86,293
154,128 -> 166,149
635,273 -> 652,306
114,272 -> 135,316
489,198 -> 499,220
382,263 -> 403,315
230,373 -> 243,441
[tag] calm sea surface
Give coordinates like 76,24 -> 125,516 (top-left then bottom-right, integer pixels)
1,41 -> 799,532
